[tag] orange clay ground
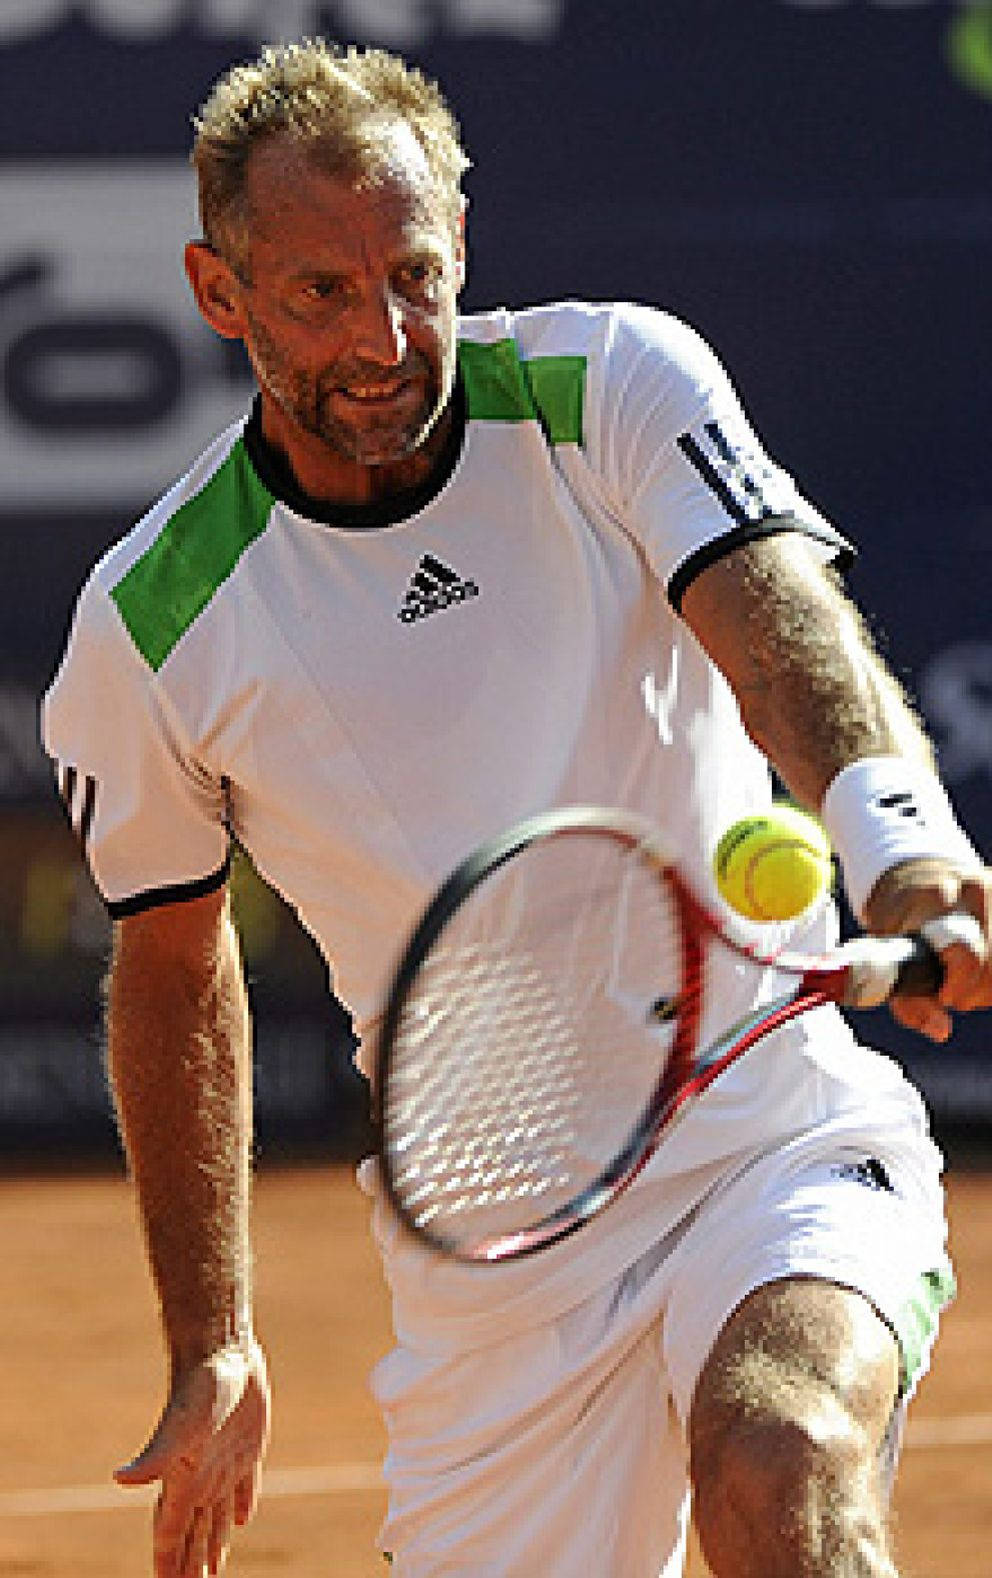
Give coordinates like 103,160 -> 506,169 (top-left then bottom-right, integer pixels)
0,1162 -> 990,1576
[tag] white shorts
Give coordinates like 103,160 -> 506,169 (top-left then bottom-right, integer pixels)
362,1121 -> 953,1578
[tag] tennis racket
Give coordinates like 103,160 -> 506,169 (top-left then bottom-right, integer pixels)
376,805 -> 978,1264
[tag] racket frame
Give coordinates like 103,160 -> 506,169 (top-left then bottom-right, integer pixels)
375,806 -> 942,1263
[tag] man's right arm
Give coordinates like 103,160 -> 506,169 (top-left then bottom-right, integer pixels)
107,885 -> 270,1578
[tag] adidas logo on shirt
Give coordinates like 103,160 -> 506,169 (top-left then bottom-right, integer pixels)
398,554 -> 480,624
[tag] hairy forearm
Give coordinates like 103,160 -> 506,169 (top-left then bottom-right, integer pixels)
106,898 -> 253,1373
682,535 -> 935,811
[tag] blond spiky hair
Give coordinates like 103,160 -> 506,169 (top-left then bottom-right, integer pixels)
191,39 -> 470,270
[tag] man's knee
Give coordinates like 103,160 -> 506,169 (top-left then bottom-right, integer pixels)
687,1278 -> 901,1578
691,1387 -> 885,1574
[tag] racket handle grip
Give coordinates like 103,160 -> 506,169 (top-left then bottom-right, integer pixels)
846,913 -> 985,1008
898,913 -> 987,996
892,939 -> 944,1000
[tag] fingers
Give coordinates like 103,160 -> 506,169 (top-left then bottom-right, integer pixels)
168,1499 -> 208,1578
207,1491 -> 236,1575
158,1497 -> 231,1578
151,1466 -> 242,1577
116,1342 -> 271,1578
935,877 -> 992,1012
888,993 -> 953,1045
153,1466 -> 209,1578
234,1458 -> 263,1527
184,1507 -> 211,1578
864,859 -> 992,1039
937,940 -> 990,1014
863,859 -> 962,937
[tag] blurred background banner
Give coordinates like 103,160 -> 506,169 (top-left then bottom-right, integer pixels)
2,0 -> 990,1149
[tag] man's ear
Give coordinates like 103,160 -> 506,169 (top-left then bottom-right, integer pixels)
184,241 -> 247,340
454,199 -> 467,293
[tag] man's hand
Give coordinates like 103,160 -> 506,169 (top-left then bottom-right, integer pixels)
863,858 -> 992,1042
114,1338 -> 271,1578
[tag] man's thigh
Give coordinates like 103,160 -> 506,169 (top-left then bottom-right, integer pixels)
690,1275 -> 901,1441
656,1127 -> 951,1576
687,1277 -> 903,1577
659,1135 -> 953,1427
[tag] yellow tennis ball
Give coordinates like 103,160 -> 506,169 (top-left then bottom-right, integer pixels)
714,807 -> 832,922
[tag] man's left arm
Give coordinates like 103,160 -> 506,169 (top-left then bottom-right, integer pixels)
680,530 -> 992,1041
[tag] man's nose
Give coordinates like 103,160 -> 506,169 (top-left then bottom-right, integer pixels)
352,286 -> 407,366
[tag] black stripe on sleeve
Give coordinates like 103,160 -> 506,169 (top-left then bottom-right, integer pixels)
106,854 -> 232,919
54,764 -> 97,847
53,769 -> 73,837
77,774 -> 97,847
704,421 -> 770,510
667,514 -> 856,614
676,432 -> 749,525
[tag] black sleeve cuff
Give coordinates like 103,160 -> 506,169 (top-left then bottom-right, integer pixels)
667,514 -> 856,614
106,854 -> 231,919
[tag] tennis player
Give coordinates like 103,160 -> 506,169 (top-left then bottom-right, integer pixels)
42,40 -> 991,1578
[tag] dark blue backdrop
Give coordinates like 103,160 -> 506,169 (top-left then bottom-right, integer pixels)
2,1 -> 990,1138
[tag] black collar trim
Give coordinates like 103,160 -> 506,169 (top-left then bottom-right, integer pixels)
241,375 -> 467,530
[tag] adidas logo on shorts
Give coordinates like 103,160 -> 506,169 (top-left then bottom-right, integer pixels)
398,554 -> 480,624
832,1157 -> 893,1193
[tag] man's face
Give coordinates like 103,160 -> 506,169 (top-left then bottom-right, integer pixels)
235,127 -> 462,480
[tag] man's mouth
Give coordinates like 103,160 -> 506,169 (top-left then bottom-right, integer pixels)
335,378 -> 413,405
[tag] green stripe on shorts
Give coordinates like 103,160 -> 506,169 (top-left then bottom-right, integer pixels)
892,1263 -> 956,1392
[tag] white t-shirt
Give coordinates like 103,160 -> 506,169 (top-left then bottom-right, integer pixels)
44,301 -> 931,1321
43,300 -> 849,1007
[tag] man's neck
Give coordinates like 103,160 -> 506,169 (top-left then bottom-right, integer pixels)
243,380 -> 467,530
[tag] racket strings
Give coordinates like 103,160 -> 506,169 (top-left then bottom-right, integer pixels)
382,832 -> 688,1253
387,949 -> 583,1224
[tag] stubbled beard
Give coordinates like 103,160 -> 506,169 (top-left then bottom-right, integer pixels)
248,317 -> 444,465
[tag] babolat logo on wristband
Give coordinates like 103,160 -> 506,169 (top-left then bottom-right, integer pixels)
822,755 -> 981,919
874,792 -> 924,821
397,554 -> 480,624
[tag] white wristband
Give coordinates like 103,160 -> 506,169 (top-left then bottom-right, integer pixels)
821,756 -> 981,920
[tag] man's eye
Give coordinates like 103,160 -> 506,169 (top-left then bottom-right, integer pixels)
398,260 -> 440,291
298,279 -> 347,305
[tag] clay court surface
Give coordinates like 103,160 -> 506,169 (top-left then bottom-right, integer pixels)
1,1161 -> 990,1577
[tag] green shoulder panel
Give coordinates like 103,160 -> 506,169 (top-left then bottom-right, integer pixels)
458,339 -> 586,446
111,439 -> 274,672
110,345 -> 585,670
523,355 -> 586,446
